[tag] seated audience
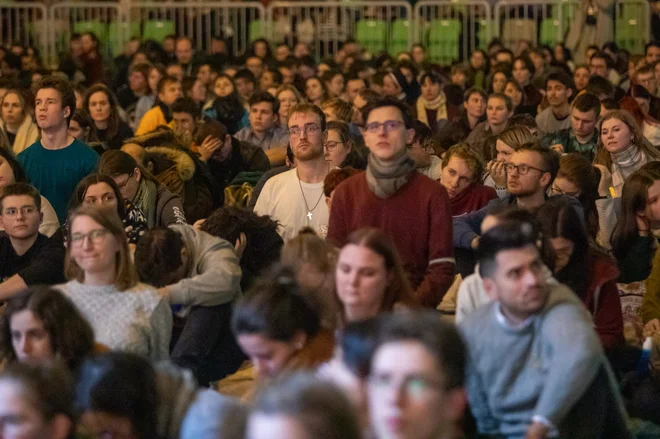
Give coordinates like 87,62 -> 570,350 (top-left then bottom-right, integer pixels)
537,198 -> 625,350
535,70 -> 574,136
0,88 -> 39,154
204,74 -> 249,135
484,125 -> 536,199
0,363 -> 75,439
368,311 -> 467,439
0,286 -> 94,370
440,144 -> 497,216
247,374 -> 361,439
135,224 -> 243,385
56,206 -> 172,360
84,84 -> 134,150
323,167 -> 361,211
135,75 -> 182,135
413,71 -> 450,133
0,183 -> 65,300
235,91 -> 289,151
437,87 -> 487,151
18,75 -> 99,223
98,149 -> 187,227
324,120 -> 366,169
75,352 -> 246,439
321,98 -> 353,123
466,93 -> 513,161
218,265 -> 334,400
275,84 -> 302,127
0,148 -> 58,236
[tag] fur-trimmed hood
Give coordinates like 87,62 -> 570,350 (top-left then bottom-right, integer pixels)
147,145 -> 196,183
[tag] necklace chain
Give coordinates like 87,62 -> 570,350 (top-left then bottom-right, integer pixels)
297,166 -> 327,221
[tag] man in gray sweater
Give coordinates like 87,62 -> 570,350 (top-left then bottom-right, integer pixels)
460,220 -> 620,438
135,224 -> 243,386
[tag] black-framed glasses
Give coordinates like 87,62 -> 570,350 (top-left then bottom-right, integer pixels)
551,185 -> 580,197
323,141 -> 344,151
288,124 -> 321,138
505,163 -> 547,175
115,172 -> 134,189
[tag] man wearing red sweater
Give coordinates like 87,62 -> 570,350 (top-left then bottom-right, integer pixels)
440,143 -> 498,217
328,97 -> 455,307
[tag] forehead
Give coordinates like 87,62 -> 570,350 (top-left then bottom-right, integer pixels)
602,118 -> 626,129
89,91 -> 108,100
488,97 -> 506,106
85,182 -> 114,195
591,58 -> 607,65
547,79 -> 566,88
366,105 -> 404,122
511,149 -> 543,166
446,155 -> 474,174
36,88 -> 61,100
3,92 -> 20,103
494,245 -> 539,272
572,108 -> 596,120
252,101 -> 274,112
2,194 -> 35,207
289,111 -> 321,127
173,111 -> 193,119
372,340 -> 440,375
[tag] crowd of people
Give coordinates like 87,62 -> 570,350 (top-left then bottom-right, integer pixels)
4,27 -> 660,439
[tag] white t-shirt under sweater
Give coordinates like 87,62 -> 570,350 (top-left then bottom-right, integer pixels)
254,168 -> 329,242
56,280 -> 172,361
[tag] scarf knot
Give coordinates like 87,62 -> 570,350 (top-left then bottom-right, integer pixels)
366,151 -> 416,199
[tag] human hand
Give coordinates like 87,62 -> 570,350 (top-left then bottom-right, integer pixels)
193,218 -> 206,230
198,135 -> 223,162
593,164 -> 613,197
235,232 -> 247,259
157,287 -> 170,302
550,144 -> 564,154
644,319 -> 660,338
525,422 -> 550,439
471,236 -> 480,250
488,160 -> 507,187
637,214 -> 651,235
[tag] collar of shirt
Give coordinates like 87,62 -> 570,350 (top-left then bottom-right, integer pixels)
494,302 -> 535,329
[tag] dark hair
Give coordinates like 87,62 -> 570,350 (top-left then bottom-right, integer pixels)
556,154 -> 600,239
304,77 -> 329,102
361,97 -> 413,129
0,182 -> 40,212
71,110 -> 101,144
231,265 -> 321,341
0,147 -> 26,183
0,287 -> 94,371
537,198 -> 591,298
586,76 -> 614,99
646,41 -> 660,55
489,92 -> 513,112
234,68 -> 257,85
370,311 -> 466,390
612,168 -> 658,259
509,113 -> 538,131
590,51 -> 613,69
464,87 -> 488,103
170,96 -> 200,120
134,227 -> 185,287
545,70 -> 574,91
323,167 -> 361,197
252,374 -> 362,439
68,173 -> 126,219
341,317 -> 383,378
35,75 -> 76,125
75,353 -> 158,439
98,149 -> 138,177
518,142 -> 560,188
194,119 -> 228,146
0,362 -> 74,422
248,90 -> 280,114
156,75 -> 180,94
601,97 -> 620,111
129,62 -> 152,95
513,55 -> 536,76
572,92 -> 601,116
357,88 -> 380,103
478,220 -> 540,278
83,84 -> 122,139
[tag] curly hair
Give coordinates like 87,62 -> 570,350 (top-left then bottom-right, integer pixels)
323,167 -> 361,197
441,143 -> 485,183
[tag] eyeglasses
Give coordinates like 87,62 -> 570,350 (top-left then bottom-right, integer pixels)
114,172 -> 134,189
365,120 -> 405,134
551,186 -> 580,197
2,206 -> 37,217
288,124 -> 321,138
70,229 -> 109,247
323,141 -> 344,151
368,373 -> 443,399
505,163 -> 547,175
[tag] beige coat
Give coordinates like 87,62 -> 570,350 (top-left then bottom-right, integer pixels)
0,116 -> 40,155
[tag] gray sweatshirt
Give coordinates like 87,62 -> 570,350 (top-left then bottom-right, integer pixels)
168,225 -> 242,308
459,283 -> 603,438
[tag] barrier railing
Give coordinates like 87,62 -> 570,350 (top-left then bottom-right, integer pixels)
494,0 -> 579,49
0,3 -> 49,64
414,0 -> 491,64
126,2 -> 265,57
0,0 -> 652,69
266,1 -> 413,59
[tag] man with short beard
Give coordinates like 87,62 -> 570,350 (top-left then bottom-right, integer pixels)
254,103 -> 329,240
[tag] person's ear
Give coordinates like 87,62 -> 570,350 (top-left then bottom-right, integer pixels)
292,330 -> 308,351
39,211 -> 43,226
482,277 -> 498,300
133,167 -> 142,183
180,246 -> 188,266
406,128 -> 415,145
443,388 -> 468,422
540,171 -> 551,188
567,88 -> 573,99
63,105 -> 71,120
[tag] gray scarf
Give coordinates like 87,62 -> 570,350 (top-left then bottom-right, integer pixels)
366,150 -> 416,199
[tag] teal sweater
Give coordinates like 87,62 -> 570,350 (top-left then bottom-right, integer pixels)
459,284 -> 603,438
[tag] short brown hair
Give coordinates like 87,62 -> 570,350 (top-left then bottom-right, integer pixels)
441,143 -> 485,183
65,206 -> 138,291
0,182 -> 41,212
321,98 -> 353,123
323,167 -> 361,197
194,119 -> 228,146
34,75 -> 76,125
287,102 -> 327,132
498,125 -> 535,150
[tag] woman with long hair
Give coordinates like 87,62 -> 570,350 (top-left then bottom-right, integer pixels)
84,84 -> 133,150
275,85 -> 302,127
594,110 -> 660,198
203,74 -> 249,135
324,120 -> 366,169
0,89 -> 39,154
55,206 -> 171,359
321,69 -> 346,99
335,228 -> 416,325
537,198 -> 624,350
620,85 -> 660,146
305,77 -> 329,106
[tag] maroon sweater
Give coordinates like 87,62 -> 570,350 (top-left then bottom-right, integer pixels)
450,183 -> 498,217
328,172 -> 454,307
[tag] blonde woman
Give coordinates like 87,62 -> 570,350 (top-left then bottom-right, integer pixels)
275,85 -> 302,127
0,89 -> 39,154
56,206 -> 171,360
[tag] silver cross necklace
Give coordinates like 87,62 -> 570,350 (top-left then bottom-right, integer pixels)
297,165 -> 327,222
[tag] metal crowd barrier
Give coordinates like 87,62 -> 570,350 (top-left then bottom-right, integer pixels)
414,0 -> 491,63
265,1 -> 413,59
0,0 -> 652,69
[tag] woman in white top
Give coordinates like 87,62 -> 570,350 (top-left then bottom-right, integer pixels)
0,89 -> 39,154
56,206 -> 171,360
594,110 -> 660,197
